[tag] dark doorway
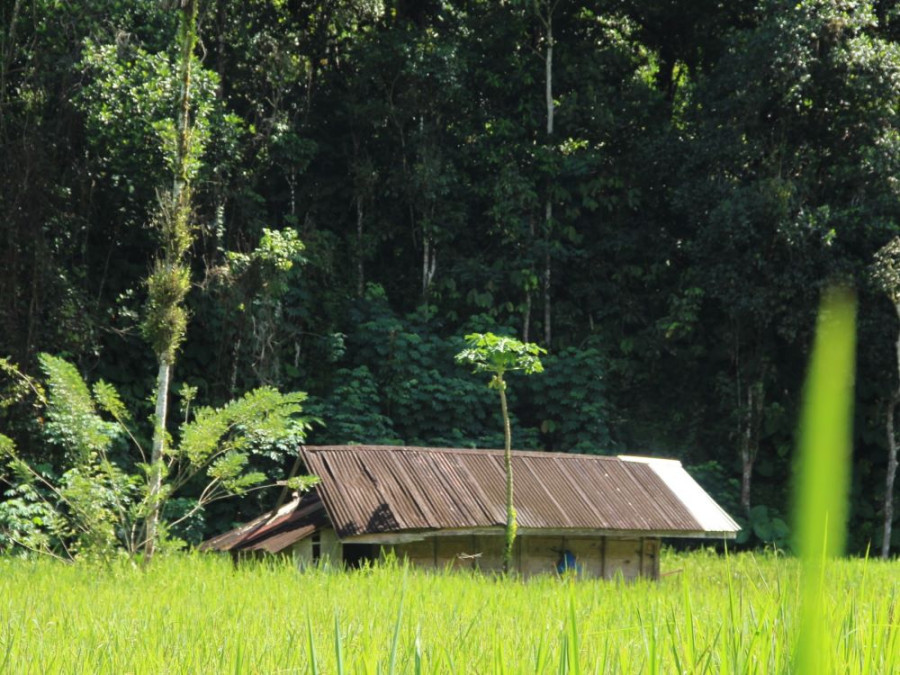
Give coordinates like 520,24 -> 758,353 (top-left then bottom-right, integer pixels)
342,543 -> 376,568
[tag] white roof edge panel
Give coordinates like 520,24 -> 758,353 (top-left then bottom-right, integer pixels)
619,455 -> 741,534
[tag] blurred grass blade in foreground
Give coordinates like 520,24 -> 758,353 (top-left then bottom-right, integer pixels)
794,286 -> 856,674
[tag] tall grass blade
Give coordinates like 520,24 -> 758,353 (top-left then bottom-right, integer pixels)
306,614 -> 319,675
414,627 -> 423,675
794,286 -> 856,675
567,589 -> 581,675
334,613 -> 345,675
387,570 -> 406,675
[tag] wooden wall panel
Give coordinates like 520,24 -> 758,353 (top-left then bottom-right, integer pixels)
368,534 -> 660,580
641,539 -> 660,579
603,538 -> 642,580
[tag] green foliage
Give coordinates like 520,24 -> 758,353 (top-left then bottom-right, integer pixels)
161,497 -> 205,546
37,354 -> 121,465
525,347 -> 612,452
0,482 -> 58,554
737,504 -> 791,549
342,294 -> 517,448
226,228 -> 307,292
6,0 -> 900,552
872,237 -> 900,302
307,366 -> 399,445
0,354 -> 314,559
207,227 -> 309,389
76,36 -> 221,227
0,434 -> 14,459
143,215 -> 192,362
179,388 -> 310,467
455,332 -> 546,390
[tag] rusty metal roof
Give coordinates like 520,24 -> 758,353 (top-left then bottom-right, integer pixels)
301,445 -> 739,539
200,490 -> 328,554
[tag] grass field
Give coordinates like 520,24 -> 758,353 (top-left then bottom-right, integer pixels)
0,549 -> 897,674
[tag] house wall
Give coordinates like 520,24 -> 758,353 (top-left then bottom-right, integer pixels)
292,527 -> 342,568
289,529 -> 661,579
384,535 -> 661,580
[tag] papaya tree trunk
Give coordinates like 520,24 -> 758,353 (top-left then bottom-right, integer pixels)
499,378 -> 516,574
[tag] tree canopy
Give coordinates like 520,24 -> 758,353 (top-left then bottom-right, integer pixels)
2,0 -> 900,553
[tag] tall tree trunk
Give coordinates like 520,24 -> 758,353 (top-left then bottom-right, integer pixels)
356,195 -> 365,297
499,378 -> 516,574
523,290 -> 532,343
144,0 -> 199,559
739,382 -> 753,518
422,217 -> 436,300
0,0 -> 23,139
883,395 -> 898,559
523,216 -> 535,343
739,380 -> 764,518
145,360 -> 171,556
882,300 -> 900,558
351,133 -> 368,298
542,246 -> 551,346
25,241 -> 40,358
542,4 -> 554,347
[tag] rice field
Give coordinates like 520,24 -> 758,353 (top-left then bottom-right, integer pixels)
0,549 -> 897,674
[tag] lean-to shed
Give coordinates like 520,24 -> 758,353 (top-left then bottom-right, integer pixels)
202,445 -> 739,579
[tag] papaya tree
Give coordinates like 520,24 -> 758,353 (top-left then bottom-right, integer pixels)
456,332 -> 545,573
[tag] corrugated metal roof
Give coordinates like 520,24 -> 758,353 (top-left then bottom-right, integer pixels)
200,490 -> 328,553
619,456 -> 741,534
301,445 -> 740,539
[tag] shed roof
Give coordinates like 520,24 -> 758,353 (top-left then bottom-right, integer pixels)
200,490 -> 328,554
301,445 -> 739,540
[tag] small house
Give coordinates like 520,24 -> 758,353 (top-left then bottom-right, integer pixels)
202,445 -> 739,580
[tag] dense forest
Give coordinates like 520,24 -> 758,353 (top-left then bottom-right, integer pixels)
2,0 -> 900,555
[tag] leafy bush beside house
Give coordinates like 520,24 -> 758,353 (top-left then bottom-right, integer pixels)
0,354 -> 316,560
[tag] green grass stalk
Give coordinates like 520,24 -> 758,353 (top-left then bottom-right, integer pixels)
794,286 -> 856,675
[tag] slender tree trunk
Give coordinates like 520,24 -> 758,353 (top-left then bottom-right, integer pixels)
542,7 -> 554,347
499,378 -> 516,574
173,2 -> 197,203
543,247 -> 551,346
25,241 -> 40,358
882,301 -> 900,558
0,0 -> 23,138
356,195 -> 365,297
523,216 -> 535,343
351,132 -> 368,298
740,445 -> 754,518
422,234 -> 436,299
545,13 -> 554,140
739,380 -> 764,518
523,290 -> 532,343
144,0 -> 199,559
883,395 -> 898,559
739,383 -> 754,518
144,360 -> 171,557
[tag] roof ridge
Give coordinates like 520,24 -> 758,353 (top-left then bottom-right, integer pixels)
301,444 -> 628,461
